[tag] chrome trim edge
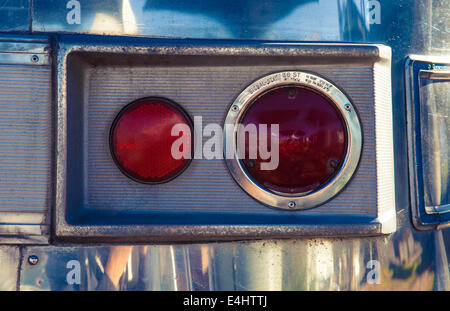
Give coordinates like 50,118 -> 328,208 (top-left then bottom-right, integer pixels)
406,55 -> 450,230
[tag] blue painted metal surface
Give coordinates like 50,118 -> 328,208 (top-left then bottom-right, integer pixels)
0,0 -> 29,32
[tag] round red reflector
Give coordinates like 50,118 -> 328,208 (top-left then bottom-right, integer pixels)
110,97 -> 192,184
240,86 -> 348,195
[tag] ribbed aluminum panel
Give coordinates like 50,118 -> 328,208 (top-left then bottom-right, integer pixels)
0,38 -> 51,244
373,48 -> 396,232
86,64 -> 377,217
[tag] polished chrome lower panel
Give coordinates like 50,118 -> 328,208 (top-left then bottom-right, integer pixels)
17,228 -> 449,290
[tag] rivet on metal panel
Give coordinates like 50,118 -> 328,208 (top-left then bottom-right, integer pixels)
31,55 -> 39,63
28,255 -> 39,265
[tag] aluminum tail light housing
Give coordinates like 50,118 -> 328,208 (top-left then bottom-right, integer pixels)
55,35 -> 396,241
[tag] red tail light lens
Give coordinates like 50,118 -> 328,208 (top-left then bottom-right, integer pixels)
240,86 -> 348,195
225,71 -> 362,210
110,97 -> 192,184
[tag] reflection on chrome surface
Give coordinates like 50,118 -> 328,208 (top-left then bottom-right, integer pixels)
16,227 -> 449,290
30,0 -> 373,41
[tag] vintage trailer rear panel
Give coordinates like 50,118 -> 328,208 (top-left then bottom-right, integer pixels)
0,0 -> 448,290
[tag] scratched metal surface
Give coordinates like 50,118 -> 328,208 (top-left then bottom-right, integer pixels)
0,246 -> 19,290
18,229 -> 449,290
